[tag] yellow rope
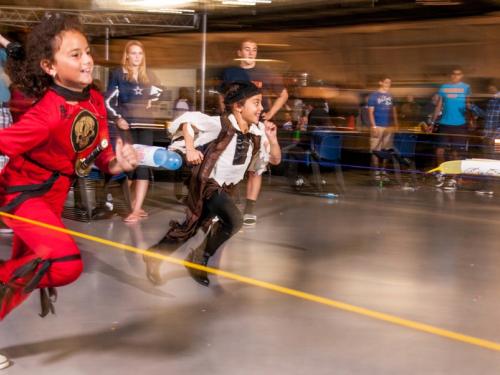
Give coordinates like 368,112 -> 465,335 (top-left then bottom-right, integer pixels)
2,210 -> 500,352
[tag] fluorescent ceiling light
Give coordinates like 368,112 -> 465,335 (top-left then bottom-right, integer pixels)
222,0 -> 272,5
118,0 -> 196,6
416,0 -> 462,5
93,0 -> 196,12
222,0 -> 256,4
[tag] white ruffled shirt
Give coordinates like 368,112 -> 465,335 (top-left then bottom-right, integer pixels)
168,112 -> 270,186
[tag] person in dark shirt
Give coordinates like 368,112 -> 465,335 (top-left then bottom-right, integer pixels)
105,40 -> 162,223
219,39 -> 288,226
306,98 -> 333,129
483,82 -> 500,142
398,95 -> 422,128
473,82 -> 499,195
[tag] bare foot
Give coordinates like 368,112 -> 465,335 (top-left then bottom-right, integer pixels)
130,200 -> 148,218
123,212 -> 141,223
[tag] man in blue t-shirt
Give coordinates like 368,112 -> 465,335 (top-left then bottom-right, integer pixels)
219,39 -> 288,226
430,67 -> 472,190
368,75 -> 399,181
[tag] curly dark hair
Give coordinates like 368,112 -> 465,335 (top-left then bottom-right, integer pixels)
6,13 -> 84,99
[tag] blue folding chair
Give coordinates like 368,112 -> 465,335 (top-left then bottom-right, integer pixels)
310,131 -> 345,193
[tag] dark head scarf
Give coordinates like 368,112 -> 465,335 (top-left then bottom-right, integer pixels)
222,81 -> 261,105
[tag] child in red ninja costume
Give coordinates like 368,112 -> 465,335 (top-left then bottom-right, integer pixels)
0,12 -> 137,334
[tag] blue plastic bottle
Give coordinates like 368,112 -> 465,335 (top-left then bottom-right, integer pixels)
133,144 -> 183,170
153,148 -> 183,170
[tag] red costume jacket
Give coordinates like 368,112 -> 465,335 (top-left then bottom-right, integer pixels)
0,86 -> 115,214
0,86 -> 116,319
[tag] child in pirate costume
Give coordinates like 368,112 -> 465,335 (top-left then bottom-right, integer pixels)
0,14 -> 137,367
152,81 -> 281,287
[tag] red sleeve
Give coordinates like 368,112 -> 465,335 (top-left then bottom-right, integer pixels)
0,101 -> 52,157
92,89 -> 117,174
94,144 -> 116,174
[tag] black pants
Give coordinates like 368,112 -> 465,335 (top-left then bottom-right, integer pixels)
200,190 -> 243,257
127,128 -> 153,181
436,124 -> 468,151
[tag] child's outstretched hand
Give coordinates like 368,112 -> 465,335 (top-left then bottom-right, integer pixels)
115,138 -> 138,172
264,120 -> 278,143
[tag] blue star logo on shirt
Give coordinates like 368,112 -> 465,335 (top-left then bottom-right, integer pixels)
133,86 -> 143,96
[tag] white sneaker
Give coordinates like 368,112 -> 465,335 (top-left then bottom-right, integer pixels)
443,178 -> 457,192
243,213 -> 257,226
475,189 -> 494,196
0,225 -> 12,235
434,172 -> 445,188
402,182 -> 416,191
0,353 -> 10,370
295,177 -> 305,187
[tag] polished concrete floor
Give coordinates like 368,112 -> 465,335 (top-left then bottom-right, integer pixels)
1,172 -> 500,374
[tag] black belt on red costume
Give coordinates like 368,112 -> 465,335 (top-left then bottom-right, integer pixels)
1,254 -> 82,317
0,155 -> 74,213
12,254 -> 82,293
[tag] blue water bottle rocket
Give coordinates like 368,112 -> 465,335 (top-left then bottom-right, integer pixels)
133,144 -> 182,170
